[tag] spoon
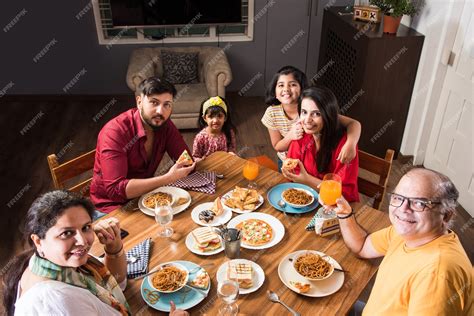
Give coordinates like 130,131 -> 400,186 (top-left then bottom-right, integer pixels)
277,200 -> 288,215
267,290 -> 300,316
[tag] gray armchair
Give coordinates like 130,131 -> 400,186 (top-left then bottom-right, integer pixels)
126,47 -> 233,129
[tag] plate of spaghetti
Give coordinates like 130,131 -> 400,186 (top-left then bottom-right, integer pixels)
141,261 -> 211,312
148,262 -> 189,293
139,187 -> 192,216
278,250 -> 344,297
267,183 -> 319,214
281,188 -> 314,209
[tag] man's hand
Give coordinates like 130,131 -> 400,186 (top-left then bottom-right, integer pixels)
169,301 -> 189,316
166,161 -> 196,183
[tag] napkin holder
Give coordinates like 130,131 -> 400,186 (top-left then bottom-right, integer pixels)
314,207 -> 340,237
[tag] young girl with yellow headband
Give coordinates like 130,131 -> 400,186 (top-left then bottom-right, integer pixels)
192,96 -> 237,159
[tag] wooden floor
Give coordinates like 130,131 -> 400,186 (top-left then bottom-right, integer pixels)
1,93 -> 472,293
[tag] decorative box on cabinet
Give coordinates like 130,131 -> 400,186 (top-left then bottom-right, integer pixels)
316,7 -> 424,158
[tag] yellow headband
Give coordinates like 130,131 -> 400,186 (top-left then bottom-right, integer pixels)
202,96 -> 227,116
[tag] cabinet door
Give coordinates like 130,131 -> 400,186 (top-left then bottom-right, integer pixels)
264,0 -> 311,85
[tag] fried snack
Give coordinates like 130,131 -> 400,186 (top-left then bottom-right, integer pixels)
293,253 -> 332,279
289,281 -> 311,293
282,158 -> 299,171
143,192 -> 173,208
190,270 -> 210,289
175,197 -> 189,206
177,150 -> 193,166
211,197 -> 224,216
151,266 -> 187,292
236,219 -> 273,246
224,186 -> 260,211
282,189 -> 312,205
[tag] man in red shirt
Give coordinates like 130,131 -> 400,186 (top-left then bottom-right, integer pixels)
90,77 -> 195,213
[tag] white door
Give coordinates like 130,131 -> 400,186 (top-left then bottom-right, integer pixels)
424,0 -> 474,216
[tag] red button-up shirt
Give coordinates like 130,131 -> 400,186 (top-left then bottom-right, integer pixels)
90,108 -> 189,213
287,133 -> 360,202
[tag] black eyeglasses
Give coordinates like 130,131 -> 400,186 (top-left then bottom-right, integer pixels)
388,193 -> 442,212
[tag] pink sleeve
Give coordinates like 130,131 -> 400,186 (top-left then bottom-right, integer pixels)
228,129 -> 237,153
333,137 -> 359,202
192,132 -> 205,159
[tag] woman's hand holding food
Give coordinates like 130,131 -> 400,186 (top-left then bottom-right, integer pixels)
93,217 -> 122,254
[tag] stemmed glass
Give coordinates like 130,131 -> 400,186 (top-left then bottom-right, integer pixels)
217,280 -> 239,316
242,160 -> 259,189
319,173 -> 342,206
154,202 -> 173,237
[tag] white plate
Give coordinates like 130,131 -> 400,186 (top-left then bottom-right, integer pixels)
222,189 -> 264,214
139,187 -> 192,216
216,259 -> 265,295
191,202 -> 232,227
278,250 -> 344,297
227,212 -> 285,250
185,228 -> 224,256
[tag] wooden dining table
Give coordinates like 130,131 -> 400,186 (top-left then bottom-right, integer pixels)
91,151 -> 391,315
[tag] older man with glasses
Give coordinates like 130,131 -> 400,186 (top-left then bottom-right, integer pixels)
332,168 -> 472,315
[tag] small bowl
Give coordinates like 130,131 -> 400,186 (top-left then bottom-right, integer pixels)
281,188 -> 315,209
148,262 -> 189,293
293,252 -> 334,281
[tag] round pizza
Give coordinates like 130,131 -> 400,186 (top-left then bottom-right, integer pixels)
236,219 -> 273,246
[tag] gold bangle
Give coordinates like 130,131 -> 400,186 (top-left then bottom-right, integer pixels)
104,244 -> 124,258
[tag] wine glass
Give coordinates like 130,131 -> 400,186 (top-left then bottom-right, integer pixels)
217,280 -> 239,316
242,160 -> 259,189
154,202 -> 173,237
319,173 -> 342,206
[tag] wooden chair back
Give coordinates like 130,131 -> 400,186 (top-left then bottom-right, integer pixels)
47,149 -> 96,196
358,149 -> 395,210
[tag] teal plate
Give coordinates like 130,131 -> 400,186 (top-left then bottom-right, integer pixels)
141,261 -> 210,312
267,183 -> 319,214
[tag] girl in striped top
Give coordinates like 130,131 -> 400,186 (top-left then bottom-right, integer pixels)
261,65 -> 361,170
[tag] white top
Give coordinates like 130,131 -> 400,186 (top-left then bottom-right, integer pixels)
15,279 -> 127,316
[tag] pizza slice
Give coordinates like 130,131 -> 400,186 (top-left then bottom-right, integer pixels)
177,150 -> 193,166
282,158 -> 299,171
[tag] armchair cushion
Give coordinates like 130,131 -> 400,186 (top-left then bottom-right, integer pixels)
162,51 -> 199,84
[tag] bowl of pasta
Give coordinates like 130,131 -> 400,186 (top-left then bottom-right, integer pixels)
293,252 -> 334,281
142,190 -> 175,210
148,262 -> 189,293
281,188 -> 314,209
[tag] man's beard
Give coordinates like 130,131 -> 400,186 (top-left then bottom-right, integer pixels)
140,108 -> 167,131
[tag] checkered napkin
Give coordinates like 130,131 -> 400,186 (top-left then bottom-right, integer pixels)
169,171 -> 216,194
126,238 -> 151,279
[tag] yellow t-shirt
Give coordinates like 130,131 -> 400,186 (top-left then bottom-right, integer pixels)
364,226 -> 473,316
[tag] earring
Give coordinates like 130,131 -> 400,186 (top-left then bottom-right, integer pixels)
38,250 -> 45,257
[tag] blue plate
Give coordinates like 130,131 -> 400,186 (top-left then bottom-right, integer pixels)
267,183 -> 319,214
141,261 -> 210,312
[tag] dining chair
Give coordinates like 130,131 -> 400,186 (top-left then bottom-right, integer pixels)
357,149 -> 395,210
47,149 -> 96,196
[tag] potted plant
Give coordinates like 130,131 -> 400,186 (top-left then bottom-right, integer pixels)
370,0 -> 420,34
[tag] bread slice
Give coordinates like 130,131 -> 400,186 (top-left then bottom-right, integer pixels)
227,262 -> 253,289
192,227 -> 221,252
282,158 -> 299,171
177,150 -> 193,166
211,197 -> 224,216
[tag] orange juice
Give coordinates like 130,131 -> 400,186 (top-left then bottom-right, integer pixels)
319,180 -> 342,205
243,161 -> 259,181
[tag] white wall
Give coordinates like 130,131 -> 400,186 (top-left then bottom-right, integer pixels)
399,0 -> 456,164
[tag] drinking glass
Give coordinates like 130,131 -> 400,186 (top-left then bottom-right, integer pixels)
217,280 -> 239,316
154,203 -> 173,237
242,160 -> 259,189
319,173 -> 342,206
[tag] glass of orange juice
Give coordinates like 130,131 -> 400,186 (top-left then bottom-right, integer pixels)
242,160 -> 259,189
319,173 -> 342,206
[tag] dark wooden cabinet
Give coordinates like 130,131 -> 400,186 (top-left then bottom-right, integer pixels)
316,7 -> 424,158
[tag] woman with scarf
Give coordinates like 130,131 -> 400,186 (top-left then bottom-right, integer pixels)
2,190 -> 187,315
